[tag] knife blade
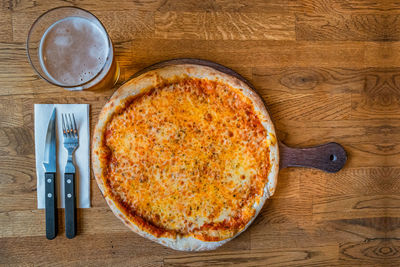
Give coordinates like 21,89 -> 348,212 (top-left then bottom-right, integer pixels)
42,108 -> 57,240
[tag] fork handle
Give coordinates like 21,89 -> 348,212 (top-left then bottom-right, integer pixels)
45,172 -> 57,240
64,173 -> 76,239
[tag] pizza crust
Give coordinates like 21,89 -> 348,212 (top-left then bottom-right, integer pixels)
92,64 -> 279,251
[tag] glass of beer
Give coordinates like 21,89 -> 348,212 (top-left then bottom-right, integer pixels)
27,7 -> 119,91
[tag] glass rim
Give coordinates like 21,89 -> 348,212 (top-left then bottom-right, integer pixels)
26,6 -> 113,88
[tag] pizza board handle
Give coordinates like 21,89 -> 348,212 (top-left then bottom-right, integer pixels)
279,141 -> 347,173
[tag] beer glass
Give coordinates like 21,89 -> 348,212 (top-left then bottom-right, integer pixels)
27,6 -> 119,90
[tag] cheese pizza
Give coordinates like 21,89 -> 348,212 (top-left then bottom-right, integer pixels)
92,64 -> 279,251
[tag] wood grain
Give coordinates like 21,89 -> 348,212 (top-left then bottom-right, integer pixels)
0,0 -> 398,265
296,13 -> 400,41
157,0 -> 302,13
299,0 -> 400,14
163,246 -> 338,266
0,11 -> 12,42
155,12 -> 295,40
312,195 -> 399,221
340,238 -> 400,265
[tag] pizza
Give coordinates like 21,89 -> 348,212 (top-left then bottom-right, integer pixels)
92,64 -> 279,251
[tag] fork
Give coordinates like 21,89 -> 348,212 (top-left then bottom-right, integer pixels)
62,113 -> 79,239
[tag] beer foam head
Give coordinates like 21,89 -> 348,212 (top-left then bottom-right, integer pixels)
39,16 -> 110,86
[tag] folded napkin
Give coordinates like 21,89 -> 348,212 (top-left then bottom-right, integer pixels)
34,104 -> 90,208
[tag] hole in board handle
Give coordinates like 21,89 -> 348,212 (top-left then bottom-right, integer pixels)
330,154 -> 337,161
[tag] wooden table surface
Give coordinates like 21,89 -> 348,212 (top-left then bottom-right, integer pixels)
1,0 -> 399,266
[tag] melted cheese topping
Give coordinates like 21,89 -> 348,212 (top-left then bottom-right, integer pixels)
102,78 -> 270,241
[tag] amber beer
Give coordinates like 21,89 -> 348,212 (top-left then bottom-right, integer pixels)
29,8 -> 119,90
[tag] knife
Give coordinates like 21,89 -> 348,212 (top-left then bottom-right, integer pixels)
43,108 -> 57,240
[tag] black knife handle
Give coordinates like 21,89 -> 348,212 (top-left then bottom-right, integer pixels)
64,173 -> 76,239
45,172 -> 57,240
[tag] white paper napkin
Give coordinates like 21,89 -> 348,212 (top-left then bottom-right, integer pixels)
34,104 -> 90,208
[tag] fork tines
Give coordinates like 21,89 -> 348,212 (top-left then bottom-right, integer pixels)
61,113 -> 78,137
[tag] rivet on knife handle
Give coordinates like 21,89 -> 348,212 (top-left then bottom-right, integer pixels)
65,173 -> 76,239
45,172 -> 57,239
